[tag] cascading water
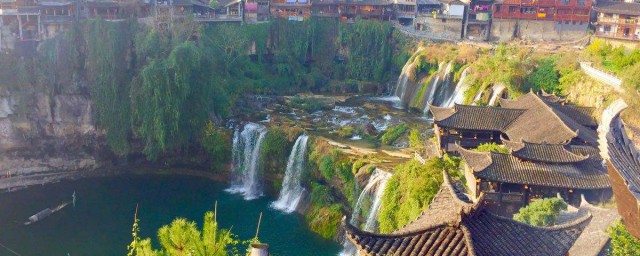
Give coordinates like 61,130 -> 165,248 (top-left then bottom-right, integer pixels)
271,134 -> 310,213
339,169 -> 392,256
444,67 -> 470,107
226,122 -> 267,200
488,83 -> 507,106
394,47 -> 425,104
429,62 -> 457,107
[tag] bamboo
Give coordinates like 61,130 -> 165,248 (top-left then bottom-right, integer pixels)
254,212 -> 263,239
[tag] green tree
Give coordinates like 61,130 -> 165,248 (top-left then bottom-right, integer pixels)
528,57 -> 561,94
608,221 -> 640,256
513,198 -> 567,227
128,211 -> 239,256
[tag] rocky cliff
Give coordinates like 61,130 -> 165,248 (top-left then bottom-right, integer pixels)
0,90 -> 106,190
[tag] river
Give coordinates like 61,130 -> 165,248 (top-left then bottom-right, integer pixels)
0,174 -> 341,255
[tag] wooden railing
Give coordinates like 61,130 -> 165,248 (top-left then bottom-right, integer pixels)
484,192 -> 525,203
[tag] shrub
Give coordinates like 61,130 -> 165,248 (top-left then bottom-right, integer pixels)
378,157 -> 461,233
381,124 -> 409,145
201,122 -> 232,171
513,198 -> 567,227
608,221 -> 640,256
260,128 -> 292,175
475,143 -> 509,154
528,57 -> 561,94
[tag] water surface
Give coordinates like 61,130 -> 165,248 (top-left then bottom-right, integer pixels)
0,174 -> 341,255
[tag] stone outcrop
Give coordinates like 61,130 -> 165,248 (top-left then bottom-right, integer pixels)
0,90 -> 107,191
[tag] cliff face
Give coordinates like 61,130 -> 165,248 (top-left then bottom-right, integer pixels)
0,90 -> 105,190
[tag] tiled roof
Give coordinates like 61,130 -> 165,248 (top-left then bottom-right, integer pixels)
594,1 -> 640,16
458,147 -> 611,189
500,93 -> 598,146
503,140 -> 590,163
343,172 -> 592,256
599,99 -> 640,200
431,92 -> 598,146
430,104 -> 525,131
551,104 -> 598,128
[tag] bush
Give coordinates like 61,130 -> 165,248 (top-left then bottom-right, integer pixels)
288,96 -> 331,113
260,128 -> 292,175
378,157 -> 461,233
513,198 -> 567,227
381,124 -> 409,145
474,143 -> 509,154
305,182 -> 344,239
408,129 -> 425,152
527,57 -> 561,94
608,221 -> 640,256
201,122 -> 232,171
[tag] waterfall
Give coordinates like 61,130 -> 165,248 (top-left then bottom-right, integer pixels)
271,134 -> 310,213
444,67 -> 470,107
394,47 -> 425,103
226,122 -> 267,200
488,83 -> 506,106
339,169 -> 392,256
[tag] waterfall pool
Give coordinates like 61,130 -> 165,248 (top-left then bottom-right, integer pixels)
0,174 -> 341,255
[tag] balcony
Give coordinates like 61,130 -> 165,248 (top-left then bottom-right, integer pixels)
42,15 -> 75,23
193,13 -> 242,22
499,0 -> 556,6
595,31 -> 640,41
484,192 -> 525,203
598,17 -> 640,26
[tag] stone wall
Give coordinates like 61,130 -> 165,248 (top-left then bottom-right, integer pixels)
416,16 -> 464,41
491,19 -> 588,41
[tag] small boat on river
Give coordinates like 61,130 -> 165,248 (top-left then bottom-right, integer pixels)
23,193 -> 75,225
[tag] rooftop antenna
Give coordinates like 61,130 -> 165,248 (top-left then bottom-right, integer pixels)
214,200 -> 218,223
72,191 -> 76,208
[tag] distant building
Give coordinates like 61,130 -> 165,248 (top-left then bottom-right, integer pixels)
343,171 -> 592,256
491,0 -> 591,41
593,0 -> 640,42
465,0 -> 492,40
270,0 -> 310,20
429,92 -> 598,154
600,99 -> 640,240
415,0 -> 467,40
458,141 -> 611,216
310,0 -> 392,22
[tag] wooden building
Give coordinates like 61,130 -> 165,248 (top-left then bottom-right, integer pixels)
593,0 -> 640,42
458,142 -> 611,216
310,0 -> 392,22
343,171 -> 592,256
492,0 -> 591,22
429,91 -> 598,154
600,99 -> 640,239
270,0 -> 310,20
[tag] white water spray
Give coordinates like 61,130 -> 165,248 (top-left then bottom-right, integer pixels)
339,169 -> 392,256
271,134 -> 310,213
226,122 -> 267,200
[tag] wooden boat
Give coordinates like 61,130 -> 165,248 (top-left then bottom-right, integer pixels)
23,192 -> 75,225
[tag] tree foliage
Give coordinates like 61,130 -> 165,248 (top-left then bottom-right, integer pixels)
608,221 -> 640,256
474,143 -> 509,154
513,198 -> 567,227
129,211 -> 239,256
527,57 -> 561,94
378,157 -> 461,233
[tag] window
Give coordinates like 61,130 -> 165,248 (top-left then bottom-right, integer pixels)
496,5 -> 501,12
560,0 -> 569,5
509,6 -> 517,13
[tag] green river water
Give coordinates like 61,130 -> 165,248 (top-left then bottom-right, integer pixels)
0,174 -> 341,255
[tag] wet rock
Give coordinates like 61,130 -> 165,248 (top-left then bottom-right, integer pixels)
361,123 -> 379,137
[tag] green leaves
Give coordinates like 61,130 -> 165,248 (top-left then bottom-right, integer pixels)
608,221 -> 640,256
129,211 -> 239,256
378,158 -> 460,233
513,198 -> 567,227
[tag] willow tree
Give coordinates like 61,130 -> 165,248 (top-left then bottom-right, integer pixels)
86,19 -> 137,155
